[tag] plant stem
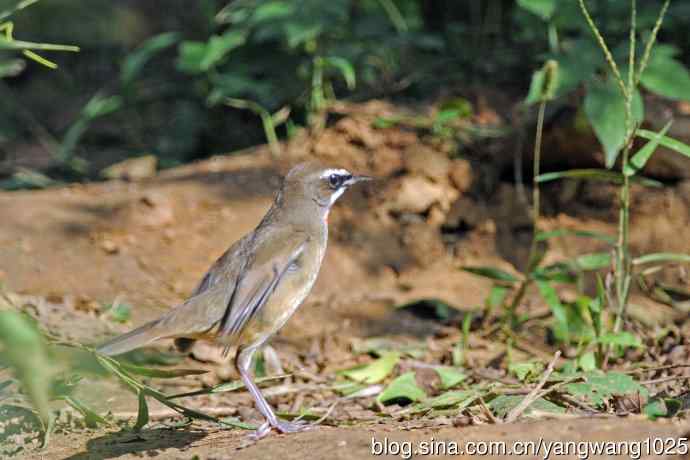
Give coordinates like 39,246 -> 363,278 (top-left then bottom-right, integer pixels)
577,0 -> 628,99
505,99 -> 548,326
636,0 -> 671,85
610,0 -> 638,334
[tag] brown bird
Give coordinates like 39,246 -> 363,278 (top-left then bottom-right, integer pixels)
98,162 -> 371,439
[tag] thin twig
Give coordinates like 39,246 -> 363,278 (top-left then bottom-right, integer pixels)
640,375 -> 690,386
622,363 -> 690,375
504,350 -> 561,423
478,395 -> 500,424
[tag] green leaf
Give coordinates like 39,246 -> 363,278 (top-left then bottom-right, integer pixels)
200,30 -> 247,71
584,80 -> 644,168
525,60 -> 558,105
517,0 -> 557,20
578,352 -> 597,372
121,32 -> 179,85
571,252 -> 611,271
461,266 -> 520,284
565,372 -> 648,407
489,395 -> 565,418
106,302 -> 131,324
0,311 -> 53,429
624,121 -> 673,176
340,352 -> 400,384
637,129 -> 690,158
133,390 -> 149,431
377,372 -> 426,405
322,56 -> 356,90
434,367 -> 466,390
536,280 -> 569,342
633,252 -> 690,266
119,362 -> 208,379
640,54 -> 690,101
412,390 -> 478,412
176,41 -> 206,74
219,417 -> 257,430
252,2 -> 295,22
536,169 -> 662,187
643,398 -> 681,420
532,263 -> 577,284
82,93 -> 122,119
536,229 -> 615,245
509,361 -> 544,381
597,332 -> 642,348
62,395 -> 108,428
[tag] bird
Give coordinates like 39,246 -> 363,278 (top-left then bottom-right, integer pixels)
97,162 -> 371,439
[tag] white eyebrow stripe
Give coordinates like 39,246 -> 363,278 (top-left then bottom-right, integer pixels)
320,168 -> 351,178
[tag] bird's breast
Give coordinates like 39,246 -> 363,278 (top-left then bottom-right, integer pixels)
242,233 -> 327,343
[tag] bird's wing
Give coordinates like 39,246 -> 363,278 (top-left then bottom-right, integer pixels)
218,230 -> 309,338
190,234 -> 251,297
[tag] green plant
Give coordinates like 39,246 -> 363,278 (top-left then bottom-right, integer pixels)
0,0 -> 78,72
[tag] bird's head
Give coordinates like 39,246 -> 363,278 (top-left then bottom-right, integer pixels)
280,162 -> 371,213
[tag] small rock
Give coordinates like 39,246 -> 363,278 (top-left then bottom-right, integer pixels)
402,223 -> 445,268
101,239 -> 119,254
74,296 -> 100,314
101,155 -> 157,181
448,159 -> 473,193
452,415 -> 473,427
404,146 -> 450,183
335,117 -> 384,149
383,175 -> 456,214
371,146 -> 403,177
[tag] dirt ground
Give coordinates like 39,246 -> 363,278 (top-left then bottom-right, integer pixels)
2,101 -> 690,458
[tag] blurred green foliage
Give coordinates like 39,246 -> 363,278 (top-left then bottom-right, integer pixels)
0,0 -> 689,182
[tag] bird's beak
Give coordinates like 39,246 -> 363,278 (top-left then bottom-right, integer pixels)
346,175 -> 373,186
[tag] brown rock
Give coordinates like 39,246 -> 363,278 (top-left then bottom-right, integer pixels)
334,117 -> 384,149
382,175 -> 457,215
402,222 -> 445,268
101,155 -> 157,181
370,146 -> 403,177
448,159 -> 473,193
404,146 -> 450,183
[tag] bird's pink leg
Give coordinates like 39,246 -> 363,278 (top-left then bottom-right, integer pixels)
236,345 -> 313,439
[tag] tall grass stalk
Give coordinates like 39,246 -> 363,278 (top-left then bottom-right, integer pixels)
505,60 -> 557,326
577,0 -> 670,341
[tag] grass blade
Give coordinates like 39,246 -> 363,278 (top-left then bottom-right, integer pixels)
536,169 -> 662,187
461,266 -> 520,283
637,129 -> 690,157
536,280 -> 569,342
168,374 -> 289,399
633,252 -> 690,266
535,229 -> 615,245
133,391 -> 149,431
119,362 -> 208,379
624,121 -> 672,176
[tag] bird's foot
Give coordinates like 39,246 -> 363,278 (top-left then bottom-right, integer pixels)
247,418 -> 313,440
273,418 -> 313,434
247,421 -> 272,441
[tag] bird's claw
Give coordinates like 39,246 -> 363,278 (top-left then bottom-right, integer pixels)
247,419 -> 313,440
274,418 -> 313,434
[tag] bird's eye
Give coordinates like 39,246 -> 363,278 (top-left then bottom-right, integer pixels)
328,174 -> 343,189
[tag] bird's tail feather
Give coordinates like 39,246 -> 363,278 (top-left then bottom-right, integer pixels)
97,319 -> 164,356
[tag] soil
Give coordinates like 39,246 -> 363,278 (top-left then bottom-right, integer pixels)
2,100 -> 690,459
